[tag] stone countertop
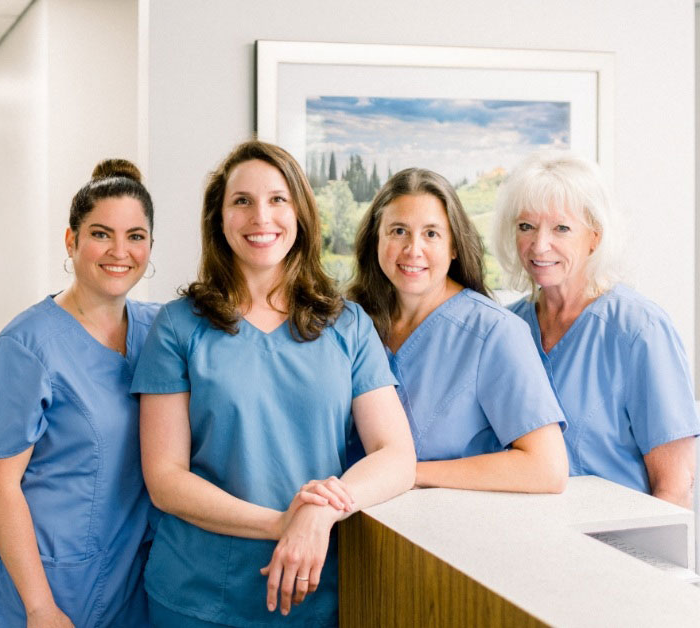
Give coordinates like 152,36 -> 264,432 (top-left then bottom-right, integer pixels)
361,476 -> 700,627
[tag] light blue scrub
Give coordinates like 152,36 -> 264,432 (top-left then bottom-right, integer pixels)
0,295 -> 158,628
387,289 -> 565,461
130,298 -> 396,627
510,284 -> 700,493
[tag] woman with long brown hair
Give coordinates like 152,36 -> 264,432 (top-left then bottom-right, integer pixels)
131,140 -> 415,627
349,167 -> 567,493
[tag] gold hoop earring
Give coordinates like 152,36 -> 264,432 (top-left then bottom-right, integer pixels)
144,261 -> 156,279
63,257 -> 74,273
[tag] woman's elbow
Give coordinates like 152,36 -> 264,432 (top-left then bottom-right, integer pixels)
544,448 -> 569,494
398,445 -> 417,492
142,468 -> 176,513
143,480 -> 168,512
547,467 -> 568,494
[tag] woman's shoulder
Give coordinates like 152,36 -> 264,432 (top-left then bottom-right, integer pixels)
590,284 -> 674,339
127,300 -> 162,328
330,299 -> 370,335
506,295 -> 532,318
153,296 -> 201,325
439,289 -> 528,340
148,296 -> 214,350
0,296 -> 69,352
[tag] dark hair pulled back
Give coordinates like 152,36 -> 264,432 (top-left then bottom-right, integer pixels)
69,158 -> 154,239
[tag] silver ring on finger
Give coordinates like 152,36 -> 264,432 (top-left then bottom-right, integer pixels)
295,576 -> 309,581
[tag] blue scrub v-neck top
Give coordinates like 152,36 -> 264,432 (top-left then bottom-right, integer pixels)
0,295 -> 159,628
130,297 -> 396,627
388,289 -> 565,462
509,284 -> 700,493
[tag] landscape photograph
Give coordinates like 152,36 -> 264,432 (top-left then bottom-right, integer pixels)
304,96 -> 571,289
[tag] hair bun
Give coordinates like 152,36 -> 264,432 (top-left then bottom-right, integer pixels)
91,159 -> 142,183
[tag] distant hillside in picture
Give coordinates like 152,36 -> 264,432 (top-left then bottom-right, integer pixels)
456,167 -> 506,215
456,167 -> 507,289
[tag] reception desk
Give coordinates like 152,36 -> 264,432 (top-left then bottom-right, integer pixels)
339,476 -> 700,627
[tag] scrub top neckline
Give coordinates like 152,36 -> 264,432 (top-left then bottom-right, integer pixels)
387,288 -> 467,360
47,294 -> 135,361
528,288 -> 614,357
240,316 -> 289,337
238,316 -> 296,352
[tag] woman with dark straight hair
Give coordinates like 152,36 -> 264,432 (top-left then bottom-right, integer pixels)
132,140 -> 415,627
349,167 -> 568,493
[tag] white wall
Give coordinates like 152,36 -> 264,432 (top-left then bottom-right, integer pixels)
45,0 -> 140,295
142,0 -> 697,374
0,0 -> 139,327
0,1 -> 49,321
695,1 -> 700,392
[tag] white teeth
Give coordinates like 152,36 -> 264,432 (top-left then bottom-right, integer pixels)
532,261 -> 557,267
399,264 -> 424,273
103,265 -> 129,272
246,234 -> 277,243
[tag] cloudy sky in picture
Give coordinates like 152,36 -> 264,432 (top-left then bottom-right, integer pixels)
306,96 -> 570,184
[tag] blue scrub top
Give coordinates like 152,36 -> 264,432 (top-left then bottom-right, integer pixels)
0,295 -> 159,628
130,298 -> 396,627
387,289 -> 565,461
510,284 -> 700,493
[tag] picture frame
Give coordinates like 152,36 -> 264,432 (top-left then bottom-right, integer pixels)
255,40 -> 614,289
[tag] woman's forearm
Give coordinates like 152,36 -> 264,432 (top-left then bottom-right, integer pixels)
340,443 -> 416,516
415,424 -> 568,493
0,484 -> 57,614
141,392 -> 293,540
145,464 -> 286,539
338,386 -> 416,516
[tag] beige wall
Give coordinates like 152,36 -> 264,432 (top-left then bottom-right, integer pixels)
0,0 -> 696,383
142,0 -> 697,376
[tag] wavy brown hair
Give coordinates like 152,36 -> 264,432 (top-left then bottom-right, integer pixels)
182,140 -> 343,340
348,167 -> 488,342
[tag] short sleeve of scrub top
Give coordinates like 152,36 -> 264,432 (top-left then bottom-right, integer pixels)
624,309 -> 698,454
0,337 -> 51,456
477,310 -> 567,447
387,289 -> 565,462
131,298 -> 396,627
131,302 -> 192,394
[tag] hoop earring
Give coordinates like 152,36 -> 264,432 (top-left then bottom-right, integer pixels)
144,261 -> 156,279
63,257 -> 74,273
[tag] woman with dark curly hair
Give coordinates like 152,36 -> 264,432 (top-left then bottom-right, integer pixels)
132,140 -> 415,627
349,167 -> 567,494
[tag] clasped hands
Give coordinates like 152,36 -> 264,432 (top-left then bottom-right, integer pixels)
260,476 -> 355,616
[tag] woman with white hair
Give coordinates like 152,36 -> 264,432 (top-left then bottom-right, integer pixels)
493,150 -> 699,507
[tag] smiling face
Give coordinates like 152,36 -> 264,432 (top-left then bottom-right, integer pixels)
377,193 -> 455,304
515,207 -> 599,294
66,196 -> 151,299
221,159 -> 297,281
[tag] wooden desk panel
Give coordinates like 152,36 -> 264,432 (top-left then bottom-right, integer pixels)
339,511 -> 546,627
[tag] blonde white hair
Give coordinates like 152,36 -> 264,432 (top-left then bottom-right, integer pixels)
492,149 -> 621,299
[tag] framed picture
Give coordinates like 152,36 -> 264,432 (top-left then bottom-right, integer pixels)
256,40 -> 614,290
